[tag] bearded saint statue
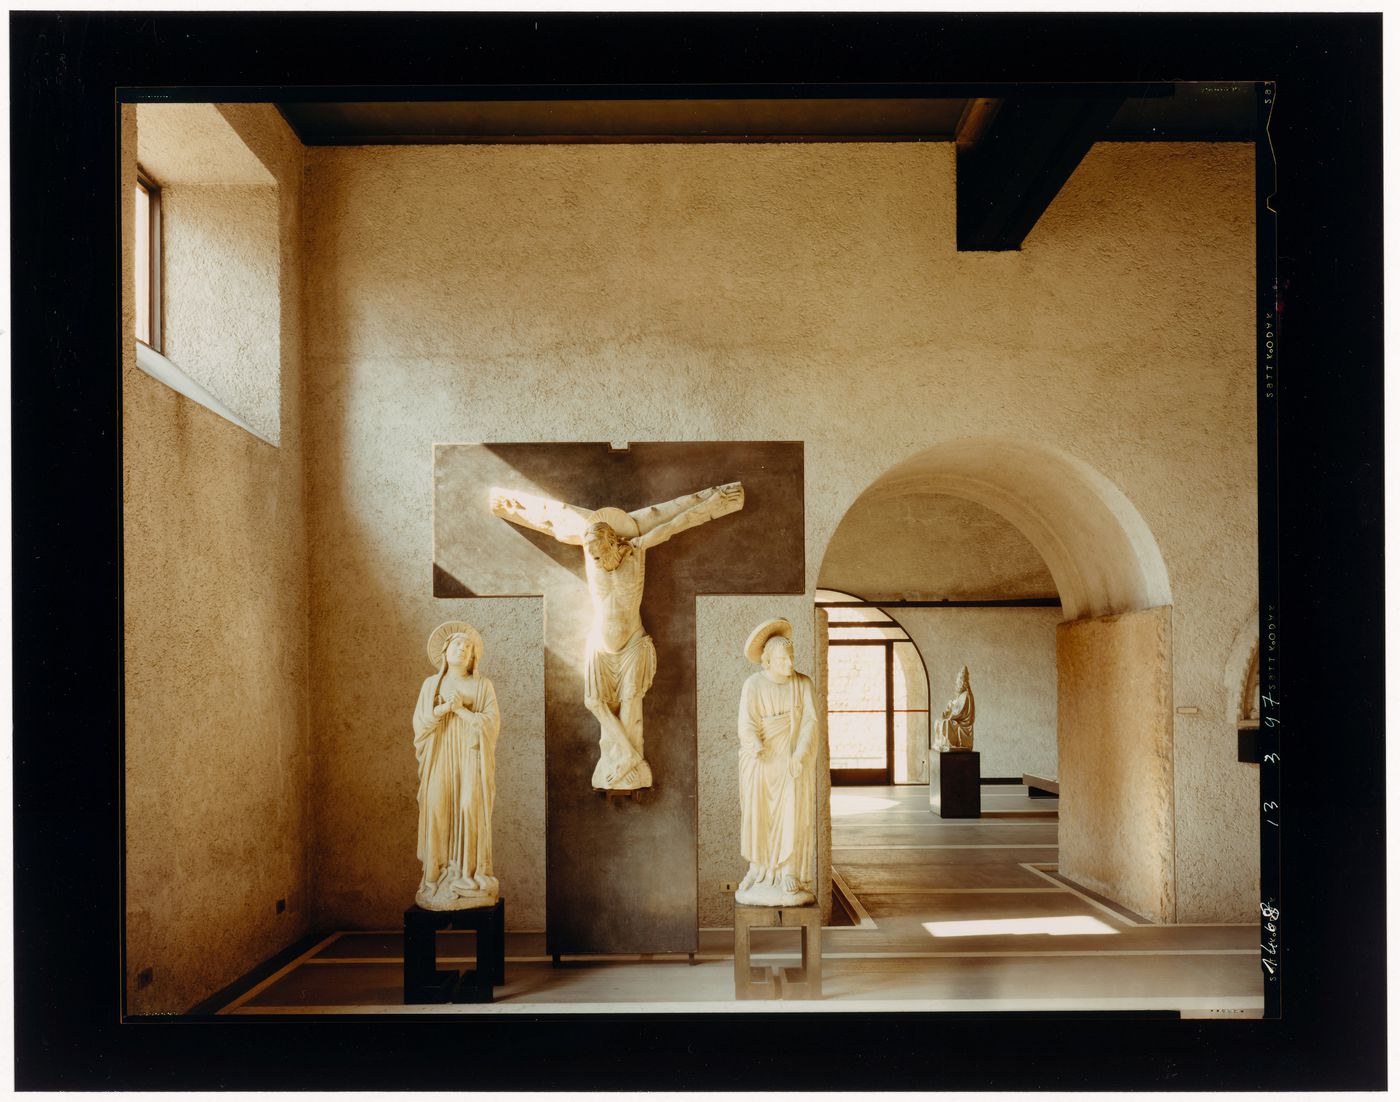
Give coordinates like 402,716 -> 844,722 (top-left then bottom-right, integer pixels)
735,618 -> 817,907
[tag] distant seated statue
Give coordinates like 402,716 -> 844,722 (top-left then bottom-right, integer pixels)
933,665 -> 975,752
735,618 -> 817,907
412,621 -> 501,910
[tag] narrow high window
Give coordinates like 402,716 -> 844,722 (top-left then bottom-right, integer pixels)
134,168 -> 162,350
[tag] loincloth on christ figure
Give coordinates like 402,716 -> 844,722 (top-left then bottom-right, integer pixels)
584,628 -> 657,706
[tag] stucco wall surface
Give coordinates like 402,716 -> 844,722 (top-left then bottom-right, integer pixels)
301,140 -> 1257,926
821,492 -> 1057,600
137,102 -> 274,186
1057,606 -> 1175,923
900,607 -> 1060,780
123,104 -> 308,1014
161,184 -> 281,443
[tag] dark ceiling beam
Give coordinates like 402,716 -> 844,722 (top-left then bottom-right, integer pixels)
956,94 -> 1127,251
954,97 -> 1001,150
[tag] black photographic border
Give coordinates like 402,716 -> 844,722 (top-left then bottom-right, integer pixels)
10,11 -> 1384,1090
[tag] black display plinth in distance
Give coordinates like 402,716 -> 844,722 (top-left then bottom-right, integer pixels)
930,750 -> 981,818
403,897 -> 505,1004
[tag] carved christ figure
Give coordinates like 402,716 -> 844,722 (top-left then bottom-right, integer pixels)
490,480 -> 745,790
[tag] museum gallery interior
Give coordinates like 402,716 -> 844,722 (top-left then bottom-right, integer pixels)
120,86 -> 1267,1017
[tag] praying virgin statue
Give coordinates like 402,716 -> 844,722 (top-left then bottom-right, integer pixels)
412,621 -> 500,910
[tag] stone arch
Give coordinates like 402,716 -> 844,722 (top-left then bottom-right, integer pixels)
819,437 -> 1179,921
842,436 -> 1171,621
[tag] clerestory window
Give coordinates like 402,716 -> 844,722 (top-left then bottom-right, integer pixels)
130,103 -> 280,445
134,168 -> 162,351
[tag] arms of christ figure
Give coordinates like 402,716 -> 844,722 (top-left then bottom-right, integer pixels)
490,481 -> 745,790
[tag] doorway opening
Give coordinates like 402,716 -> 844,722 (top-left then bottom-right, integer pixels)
818,589 -> 930,787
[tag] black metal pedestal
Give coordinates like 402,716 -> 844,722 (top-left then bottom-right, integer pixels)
403,897 -> 505,1004
930,750 -> 981,818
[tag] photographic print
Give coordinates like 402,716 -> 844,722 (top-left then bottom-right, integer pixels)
10,11 -> 1384,1091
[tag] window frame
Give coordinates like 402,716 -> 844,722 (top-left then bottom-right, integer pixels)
135,167 -> 163,352
828,637 -> 898,786
820,591 -> 932,787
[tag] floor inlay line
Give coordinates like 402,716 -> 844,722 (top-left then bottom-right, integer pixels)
1019,863 -> 1155,926
1017,864 -> 1257,930
844,887 -> 1068,894
834,851 -> 1052,856
791,949 -> 1260,959
219,932 -> 346,1014
831,868 -> 879,929
291,946 -> 1259,967
837,819 -> 1060,826
231,992 -> 1265,1016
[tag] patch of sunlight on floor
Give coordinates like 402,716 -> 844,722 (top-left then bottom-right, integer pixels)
923,915 -> 1120,938
831,793 -> 901,817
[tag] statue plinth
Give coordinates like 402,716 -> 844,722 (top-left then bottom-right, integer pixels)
930,749 -> 981,818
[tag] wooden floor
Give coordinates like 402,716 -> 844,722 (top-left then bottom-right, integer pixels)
217,784 -> 1263,1015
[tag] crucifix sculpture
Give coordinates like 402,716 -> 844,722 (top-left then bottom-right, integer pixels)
489,481 -> 745,791
434,441 -> 803,954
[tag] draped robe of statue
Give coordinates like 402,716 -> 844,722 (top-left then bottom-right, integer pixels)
934,675 -> 975,752
413,672 -> 500,908
737,669 -> 817,903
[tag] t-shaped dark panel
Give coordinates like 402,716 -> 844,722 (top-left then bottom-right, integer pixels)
956,93 -> 1127,251
434,441 -> 804,954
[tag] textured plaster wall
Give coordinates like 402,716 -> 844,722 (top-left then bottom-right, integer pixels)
821,492 -> 1057,600
161,185 -> 281,443
900,607 -> 1060,781
137,102 -> 274,186
123,104 -> 307,1014
813,608 -> 833,922
1023,146 -> 1257,925
302,140 -> 1257,927
1057,607 -> 1175,922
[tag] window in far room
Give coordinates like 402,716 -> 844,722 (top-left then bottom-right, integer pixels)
134,168 -> 162,351
818,589 -> 931,786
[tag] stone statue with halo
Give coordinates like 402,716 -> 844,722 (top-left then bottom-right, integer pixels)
412,621 -> 500,910
735,618 -> 817,907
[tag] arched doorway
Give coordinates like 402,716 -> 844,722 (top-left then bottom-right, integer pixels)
817,437 -> 1179,922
